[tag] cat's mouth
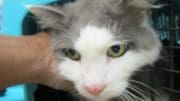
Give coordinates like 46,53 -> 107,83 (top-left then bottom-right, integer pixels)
75,81 -> 129,101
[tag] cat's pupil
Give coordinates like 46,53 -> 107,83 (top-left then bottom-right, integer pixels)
111,45 -> 120,53
69,49 -> 76,55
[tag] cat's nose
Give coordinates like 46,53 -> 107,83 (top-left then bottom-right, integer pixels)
84,84 -> 106,96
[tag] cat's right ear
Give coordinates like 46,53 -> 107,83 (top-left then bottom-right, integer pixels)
27,5 -> 64,30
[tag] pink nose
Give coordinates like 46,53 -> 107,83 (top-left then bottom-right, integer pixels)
85,85 -> 105,96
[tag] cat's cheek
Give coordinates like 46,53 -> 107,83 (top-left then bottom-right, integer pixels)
57,60 -> 82,83
100,81 -> 129,100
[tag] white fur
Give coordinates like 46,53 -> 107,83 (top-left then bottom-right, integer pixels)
58,25 -> 161,101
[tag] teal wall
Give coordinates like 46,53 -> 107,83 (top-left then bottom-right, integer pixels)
1,0 -> 56,36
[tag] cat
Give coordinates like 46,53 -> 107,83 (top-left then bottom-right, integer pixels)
29,0 -> 170,100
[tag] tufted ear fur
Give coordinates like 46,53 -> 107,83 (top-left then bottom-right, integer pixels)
92,0 -> 161,27
103,0 -> 157,26
107,0 -> 161,13
28,6 -> 65,31
78,0 -> 160,9
125,0 -> 161,9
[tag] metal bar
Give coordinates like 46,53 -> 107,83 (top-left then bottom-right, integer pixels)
154,28 -> 180,31
168,0 -> 176,100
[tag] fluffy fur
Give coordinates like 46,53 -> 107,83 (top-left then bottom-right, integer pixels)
30,0 -> 169,100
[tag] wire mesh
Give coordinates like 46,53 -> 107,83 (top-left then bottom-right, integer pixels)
152,0 -> 180,100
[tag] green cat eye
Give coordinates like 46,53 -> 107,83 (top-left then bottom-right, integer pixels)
107,44 -> 127,57
64,49 -> 81,60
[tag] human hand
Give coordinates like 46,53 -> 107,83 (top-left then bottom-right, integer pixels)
0,32 -> 73,91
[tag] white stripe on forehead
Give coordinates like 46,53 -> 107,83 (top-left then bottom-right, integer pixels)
75,25 -> 113,56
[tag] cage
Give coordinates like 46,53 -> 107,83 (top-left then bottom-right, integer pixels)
152,0 -> 180,100
21,0 -> 180,101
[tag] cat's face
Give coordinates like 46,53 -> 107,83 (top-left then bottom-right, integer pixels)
57,24 -> 161,100
30,0 -> 162,100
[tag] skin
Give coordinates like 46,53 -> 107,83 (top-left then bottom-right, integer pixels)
0,32 -> 72,91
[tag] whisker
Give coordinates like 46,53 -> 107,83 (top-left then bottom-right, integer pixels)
134,68 -> 152,72
129,80 -> 163,101
129,80 -> 160,96
159,55 -> 180,58
124,90 -> 138,101
129,84 -> 151,97
119,95 -> 126,101
121,94 -> 130,101
128,84 -> 148,100
115,96 -> 123,101
121,92 -> 131,101
159,68 -> 180,74
125,89 -> 145,101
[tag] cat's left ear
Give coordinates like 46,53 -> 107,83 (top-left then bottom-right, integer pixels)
28,5 -> 64,30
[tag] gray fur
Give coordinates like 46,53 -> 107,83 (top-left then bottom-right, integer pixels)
30,0 -> 167,100
31,0 -> 161,51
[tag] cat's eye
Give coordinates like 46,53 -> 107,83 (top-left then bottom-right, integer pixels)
107,44 -> 127,57
64,49 -> 81,60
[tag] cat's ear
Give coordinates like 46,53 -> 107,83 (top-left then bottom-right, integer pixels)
109,0 -> 162,26
110,0 -> 161,9
125,0 -> 162,9
28,5 -> 64,30
124,0 -> 162,26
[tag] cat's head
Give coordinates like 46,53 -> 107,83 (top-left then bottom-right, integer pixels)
30,0 -> 162,100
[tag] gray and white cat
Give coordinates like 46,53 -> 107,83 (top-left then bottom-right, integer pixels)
30,0 -> 169,101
